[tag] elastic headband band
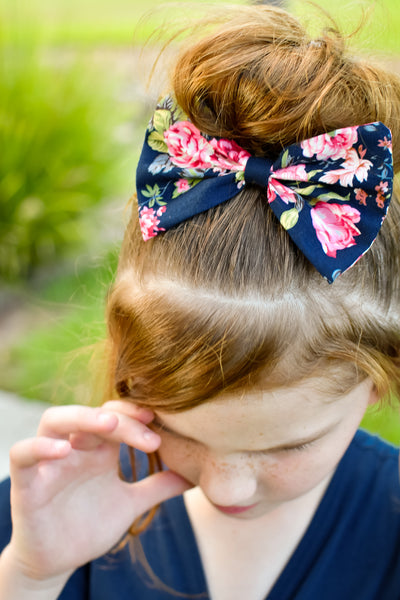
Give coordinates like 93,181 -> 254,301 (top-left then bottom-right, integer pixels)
136,94 -> 393,283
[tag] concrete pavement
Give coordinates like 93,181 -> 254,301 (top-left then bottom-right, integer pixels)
0,391 -> 48,480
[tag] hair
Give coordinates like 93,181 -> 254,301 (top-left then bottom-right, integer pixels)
104,4 -> 400,536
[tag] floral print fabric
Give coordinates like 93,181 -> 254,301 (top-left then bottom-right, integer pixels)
136,95 -> 393,283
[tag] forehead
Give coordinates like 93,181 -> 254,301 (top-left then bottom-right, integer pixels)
157,378 -> 371,450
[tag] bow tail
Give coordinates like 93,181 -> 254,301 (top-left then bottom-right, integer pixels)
267,180 -> 385,283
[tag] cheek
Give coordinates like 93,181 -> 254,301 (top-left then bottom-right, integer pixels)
256,456 -> 323,501
260,420 -> 364,501
157,437 -> 204,484
258,443 -> 348,501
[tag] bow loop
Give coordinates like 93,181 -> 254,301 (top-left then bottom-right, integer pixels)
136,94 -> 393,283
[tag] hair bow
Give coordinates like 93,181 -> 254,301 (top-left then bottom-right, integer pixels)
136,94 -> 393,283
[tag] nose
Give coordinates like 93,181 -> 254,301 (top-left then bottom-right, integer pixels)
198,456 -> 257,507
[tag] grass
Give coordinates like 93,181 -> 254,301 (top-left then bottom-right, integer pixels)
0,247 -> 119,406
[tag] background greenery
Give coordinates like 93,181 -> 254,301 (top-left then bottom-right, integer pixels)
2,0 -> 400,50
1,0 -> 400,442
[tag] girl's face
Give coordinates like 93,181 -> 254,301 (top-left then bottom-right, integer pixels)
153,378 -> 375,519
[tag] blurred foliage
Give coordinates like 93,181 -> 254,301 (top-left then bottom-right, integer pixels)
0,0 -> 247,46
292,0 -> 400,54
362,401 -> 400,447
0,28 -> 129,282
0,247 -> 119,405
0,1 -> 398,51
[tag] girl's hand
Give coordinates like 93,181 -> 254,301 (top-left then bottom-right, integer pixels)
5,402 -> 190,584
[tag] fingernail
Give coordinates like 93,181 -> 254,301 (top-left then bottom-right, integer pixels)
98,412 -> 115,424
143,430 -> 159,441
54,440 -> 70,452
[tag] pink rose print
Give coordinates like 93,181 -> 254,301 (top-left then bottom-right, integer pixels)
310,202 -> 361,258
176,178 -> 191,193
267,165 -> 307,204
164,121 -> 215,170
268,179 -> 298,205
272,164 -> 308,182
209,138 -> 250,171
301,127 -> 358,161
319,148 -> 373,187
139,206 -> 166,241
164,121 -> 251,175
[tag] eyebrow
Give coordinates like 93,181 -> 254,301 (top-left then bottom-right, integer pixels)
152,416 -> 339,453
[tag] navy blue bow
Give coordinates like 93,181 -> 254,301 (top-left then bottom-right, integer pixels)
136,94 -> 393,283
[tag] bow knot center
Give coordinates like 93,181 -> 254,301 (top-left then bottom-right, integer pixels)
244,156 -> 274,188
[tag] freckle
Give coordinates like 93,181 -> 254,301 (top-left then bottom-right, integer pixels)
248,462 -> 257,474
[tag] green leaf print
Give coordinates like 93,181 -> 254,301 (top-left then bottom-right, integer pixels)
317,192 -> 351,202
141,184 -> 160,198
292,185 -> 317,196
148,130 -> 168,153
281,149 -> 290,168
153,109 -> 173,135
235,171 -> 245,182
172,104 -> 184,124
280,208 -> 299,230
306,170 -> 321,179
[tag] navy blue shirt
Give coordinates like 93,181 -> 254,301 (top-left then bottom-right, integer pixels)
1,430 -> 400,599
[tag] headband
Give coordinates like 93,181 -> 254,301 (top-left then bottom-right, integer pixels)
136,94 -> 393,283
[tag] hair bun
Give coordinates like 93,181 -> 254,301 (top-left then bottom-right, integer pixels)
171,6 -> 400,168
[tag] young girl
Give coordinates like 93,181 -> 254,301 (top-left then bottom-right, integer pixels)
1,4 -> 400,599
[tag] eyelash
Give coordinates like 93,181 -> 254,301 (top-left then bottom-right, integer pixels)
255,441 -> 315,456
280,441 -> 315,453
153,422 -> 315,454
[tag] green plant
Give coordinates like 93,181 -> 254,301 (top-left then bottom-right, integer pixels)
0,33 -> 128,281
0,247 -> 119,405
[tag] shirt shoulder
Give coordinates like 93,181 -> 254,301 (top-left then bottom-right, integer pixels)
268,430 -> 400,600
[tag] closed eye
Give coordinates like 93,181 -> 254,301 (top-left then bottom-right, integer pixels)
280,441 -> 315,453
252,440 -> 317,457
152,417 -> 334,455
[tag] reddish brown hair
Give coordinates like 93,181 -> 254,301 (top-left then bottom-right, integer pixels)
105,4 -> 400,535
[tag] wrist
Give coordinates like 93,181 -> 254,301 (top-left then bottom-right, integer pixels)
0,544 -> 71,600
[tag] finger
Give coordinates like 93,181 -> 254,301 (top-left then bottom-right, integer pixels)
101,400 -> 154,424
38,405 -> 161,453
37,406 -> 118,439
101,411 -> 161,451
10,437 -> 71,470
124,471 -> 193,518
